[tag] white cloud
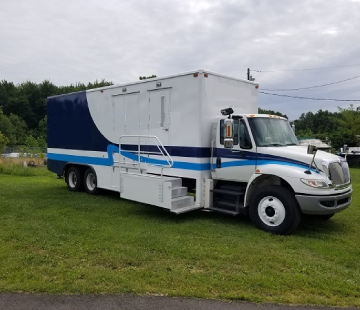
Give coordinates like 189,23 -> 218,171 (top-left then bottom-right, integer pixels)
1,0 -> 360,119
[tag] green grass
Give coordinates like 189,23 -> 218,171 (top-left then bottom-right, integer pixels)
0,167 -> 359,307
0,157 -> 52,177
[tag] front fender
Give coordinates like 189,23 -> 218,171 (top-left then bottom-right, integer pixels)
244,164 -> 309,207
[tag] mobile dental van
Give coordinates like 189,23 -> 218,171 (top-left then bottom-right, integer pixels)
47,70 -> 352,234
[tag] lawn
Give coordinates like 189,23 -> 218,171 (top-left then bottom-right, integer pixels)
0,164 -> 359,307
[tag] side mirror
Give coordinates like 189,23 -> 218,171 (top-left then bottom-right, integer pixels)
224,118 -> 233,149
307,144 -> 317,154
305,144 -> 318,174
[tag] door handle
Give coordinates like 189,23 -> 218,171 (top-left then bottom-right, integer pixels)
216,157 -> 221,168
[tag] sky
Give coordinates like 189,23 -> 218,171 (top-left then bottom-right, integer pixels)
1,0 -> 360,120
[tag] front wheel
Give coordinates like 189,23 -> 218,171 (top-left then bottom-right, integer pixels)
250,185 -> 301,235
84,168 -> 99,195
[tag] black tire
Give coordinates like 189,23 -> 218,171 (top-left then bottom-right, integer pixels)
65,166 -> 83,192
249,185 -> 301,235
84,168 -> 99,195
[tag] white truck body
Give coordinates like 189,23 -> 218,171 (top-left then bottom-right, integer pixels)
47,70 -> 352,234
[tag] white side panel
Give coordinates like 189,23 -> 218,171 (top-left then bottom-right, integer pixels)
82,72 -> 259,205
149,89 -> 170,129
120,173 -> 172,208
204,178 -> 213,208
112,95 -> 125,137
148,89 -> 171,145
112,92 -> 140,138
125,93 -> 139,132
139,93 -> 149,132
86,71 -> 258,149
203,74 -> 258,115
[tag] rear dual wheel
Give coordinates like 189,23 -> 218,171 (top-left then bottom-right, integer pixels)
65,166 -> 99,195
84,168 -> 99,195
66,166 -> 83,192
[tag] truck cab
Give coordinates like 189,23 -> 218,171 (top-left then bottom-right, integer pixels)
210,109 -> 352,234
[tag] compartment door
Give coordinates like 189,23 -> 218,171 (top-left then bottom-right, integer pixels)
148,88 -> 171,146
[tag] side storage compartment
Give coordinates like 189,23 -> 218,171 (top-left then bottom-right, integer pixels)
119,173 -> 202,213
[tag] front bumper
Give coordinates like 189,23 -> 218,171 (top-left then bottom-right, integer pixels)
295,189 -> 353,215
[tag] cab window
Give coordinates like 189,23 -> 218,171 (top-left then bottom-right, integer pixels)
239,119 -> 252,149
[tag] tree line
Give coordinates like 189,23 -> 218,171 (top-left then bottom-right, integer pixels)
0,80 -> 359,151
0,79 -> 113,150
259,106 -> 360,149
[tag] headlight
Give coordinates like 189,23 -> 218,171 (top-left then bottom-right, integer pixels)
300,179 -> 330,188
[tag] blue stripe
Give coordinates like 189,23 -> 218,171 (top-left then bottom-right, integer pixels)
48,144 -> 318,173
257,159 -> 319,173
48,145 -> 212,171
220,160 -> 257,168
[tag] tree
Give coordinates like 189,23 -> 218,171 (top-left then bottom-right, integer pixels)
8,113 -> 27,145
25,135 -> 39,148
87,79 -> 113,89
0,79 -> 114,147
0,130 -> 9,150
0,108 -> 17,145
258,108 -> 288,119
293,106 -> 360,149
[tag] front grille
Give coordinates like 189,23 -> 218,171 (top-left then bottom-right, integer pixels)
329,161 -> 350,185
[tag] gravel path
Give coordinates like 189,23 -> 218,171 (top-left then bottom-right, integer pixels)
0,293 -> 358,310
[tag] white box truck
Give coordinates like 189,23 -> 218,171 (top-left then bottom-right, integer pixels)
47,69 -> 352,234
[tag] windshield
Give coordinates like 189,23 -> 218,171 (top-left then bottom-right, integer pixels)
248,117 -> 298,147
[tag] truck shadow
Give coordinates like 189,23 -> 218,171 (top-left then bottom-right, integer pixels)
61,188 -> 347,236
297,215 -> 349,236
127,202 -> 255,231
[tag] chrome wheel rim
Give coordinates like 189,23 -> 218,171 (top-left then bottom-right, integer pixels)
69,171 -> 77,188
86,173 -> 96,191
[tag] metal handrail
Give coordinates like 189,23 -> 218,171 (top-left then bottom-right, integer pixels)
119,135 -> 174,175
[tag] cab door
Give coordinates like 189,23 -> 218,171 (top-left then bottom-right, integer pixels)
212,118 -> 256,182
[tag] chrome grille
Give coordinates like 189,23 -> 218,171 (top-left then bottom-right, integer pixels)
329,160 -> 350,185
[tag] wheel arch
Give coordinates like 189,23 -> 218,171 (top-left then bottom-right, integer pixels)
64,162 -> 91,178
245,174 -> 295,208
